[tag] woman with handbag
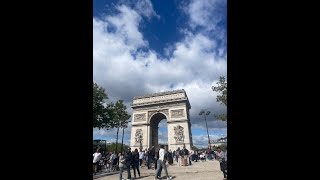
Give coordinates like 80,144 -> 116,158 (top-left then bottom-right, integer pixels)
216,147 -> 227,180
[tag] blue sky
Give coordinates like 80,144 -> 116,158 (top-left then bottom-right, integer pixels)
93,0 -> 227,148
94,0 -> 186,57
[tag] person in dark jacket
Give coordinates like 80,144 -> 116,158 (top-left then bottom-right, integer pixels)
176,147 -> 181,165
132,149 -> 141,178
183,147 -> 189,156
146,148 -> 152,169
150,146 -> 156,169
125,148 -> 133,180
168,150 -> 173,165
154,149 -> 159,170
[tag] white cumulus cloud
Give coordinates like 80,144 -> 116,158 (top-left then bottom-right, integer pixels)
93,0 -> 227,145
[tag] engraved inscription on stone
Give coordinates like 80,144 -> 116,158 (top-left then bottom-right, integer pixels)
135,129 -> 143,143
134,113 -> 146,122
133,93 -> 185,105
171,109 -> 185,118
174,125 -> 184,143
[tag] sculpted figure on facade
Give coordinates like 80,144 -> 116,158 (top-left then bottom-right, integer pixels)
135,129 -> 143,144
174,125 -> 185,142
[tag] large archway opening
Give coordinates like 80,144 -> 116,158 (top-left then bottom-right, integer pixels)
150,113 -> 168,151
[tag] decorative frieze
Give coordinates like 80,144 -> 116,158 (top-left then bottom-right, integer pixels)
134,113 -> 146,122
133,93 -> 186,105
148,109 -> 169,119
171,109 -> 185,118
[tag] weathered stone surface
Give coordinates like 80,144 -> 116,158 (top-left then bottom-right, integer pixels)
134,113 -> 146,122
130,89 -> 193,151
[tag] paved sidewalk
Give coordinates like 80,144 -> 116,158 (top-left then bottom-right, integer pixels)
93,170 -> 119,179
94,160 -> 225,180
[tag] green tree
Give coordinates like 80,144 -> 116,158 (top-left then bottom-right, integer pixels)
212,76 -> 227,122
106,143 -> 130,153
111,100 -> 131,154
93,82 -> 114,129
219,143 -> 227,151
192,146 -> 199,151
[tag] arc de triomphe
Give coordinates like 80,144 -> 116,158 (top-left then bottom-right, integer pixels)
130,89 -> 193,151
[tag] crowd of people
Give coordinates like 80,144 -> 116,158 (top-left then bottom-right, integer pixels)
93,145 -> 227,180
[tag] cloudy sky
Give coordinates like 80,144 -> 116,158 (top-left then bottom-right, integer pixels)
93,0 -> 227,148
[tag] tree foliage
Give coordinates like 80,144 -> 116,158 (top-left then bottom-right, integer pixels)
110,100 -> 131,154
111,100 -> 131,128
106,143 -> 130,153
93,83 -> 132,154
212,76 -> 227,106
192,146 -> 199,151
212,76 -> 227,122
212,144 -> 227,151
93,82 -> 113,129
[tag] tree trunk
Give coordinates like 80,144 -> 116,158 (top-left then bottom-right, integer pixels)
115,125 -> 120,154
121,127 -> 125,152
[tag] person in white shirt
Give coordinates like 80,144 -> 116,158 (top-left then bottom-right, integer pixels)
109,152 -> 117,171
155,145 -> 172,180
200,152 -> 206,161
139,149 -> 145,167
93,148 -> 102,174
216,147 -> 227,180
118,152 -> 126,180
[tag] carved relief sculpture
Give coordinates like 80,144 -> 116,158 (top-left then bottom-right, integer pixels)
174,125 -> 185,142
134,113 -> 146,122
148,109 -> 169,119
171,109 -> 185,118
135,129 -> 143,144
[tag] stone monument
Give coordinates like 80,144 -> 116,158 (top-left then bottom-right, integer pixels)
130,89 -> 193,151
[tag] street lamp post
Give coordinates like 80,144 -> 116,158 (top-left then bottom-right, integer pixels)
199,109 -> 211,148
